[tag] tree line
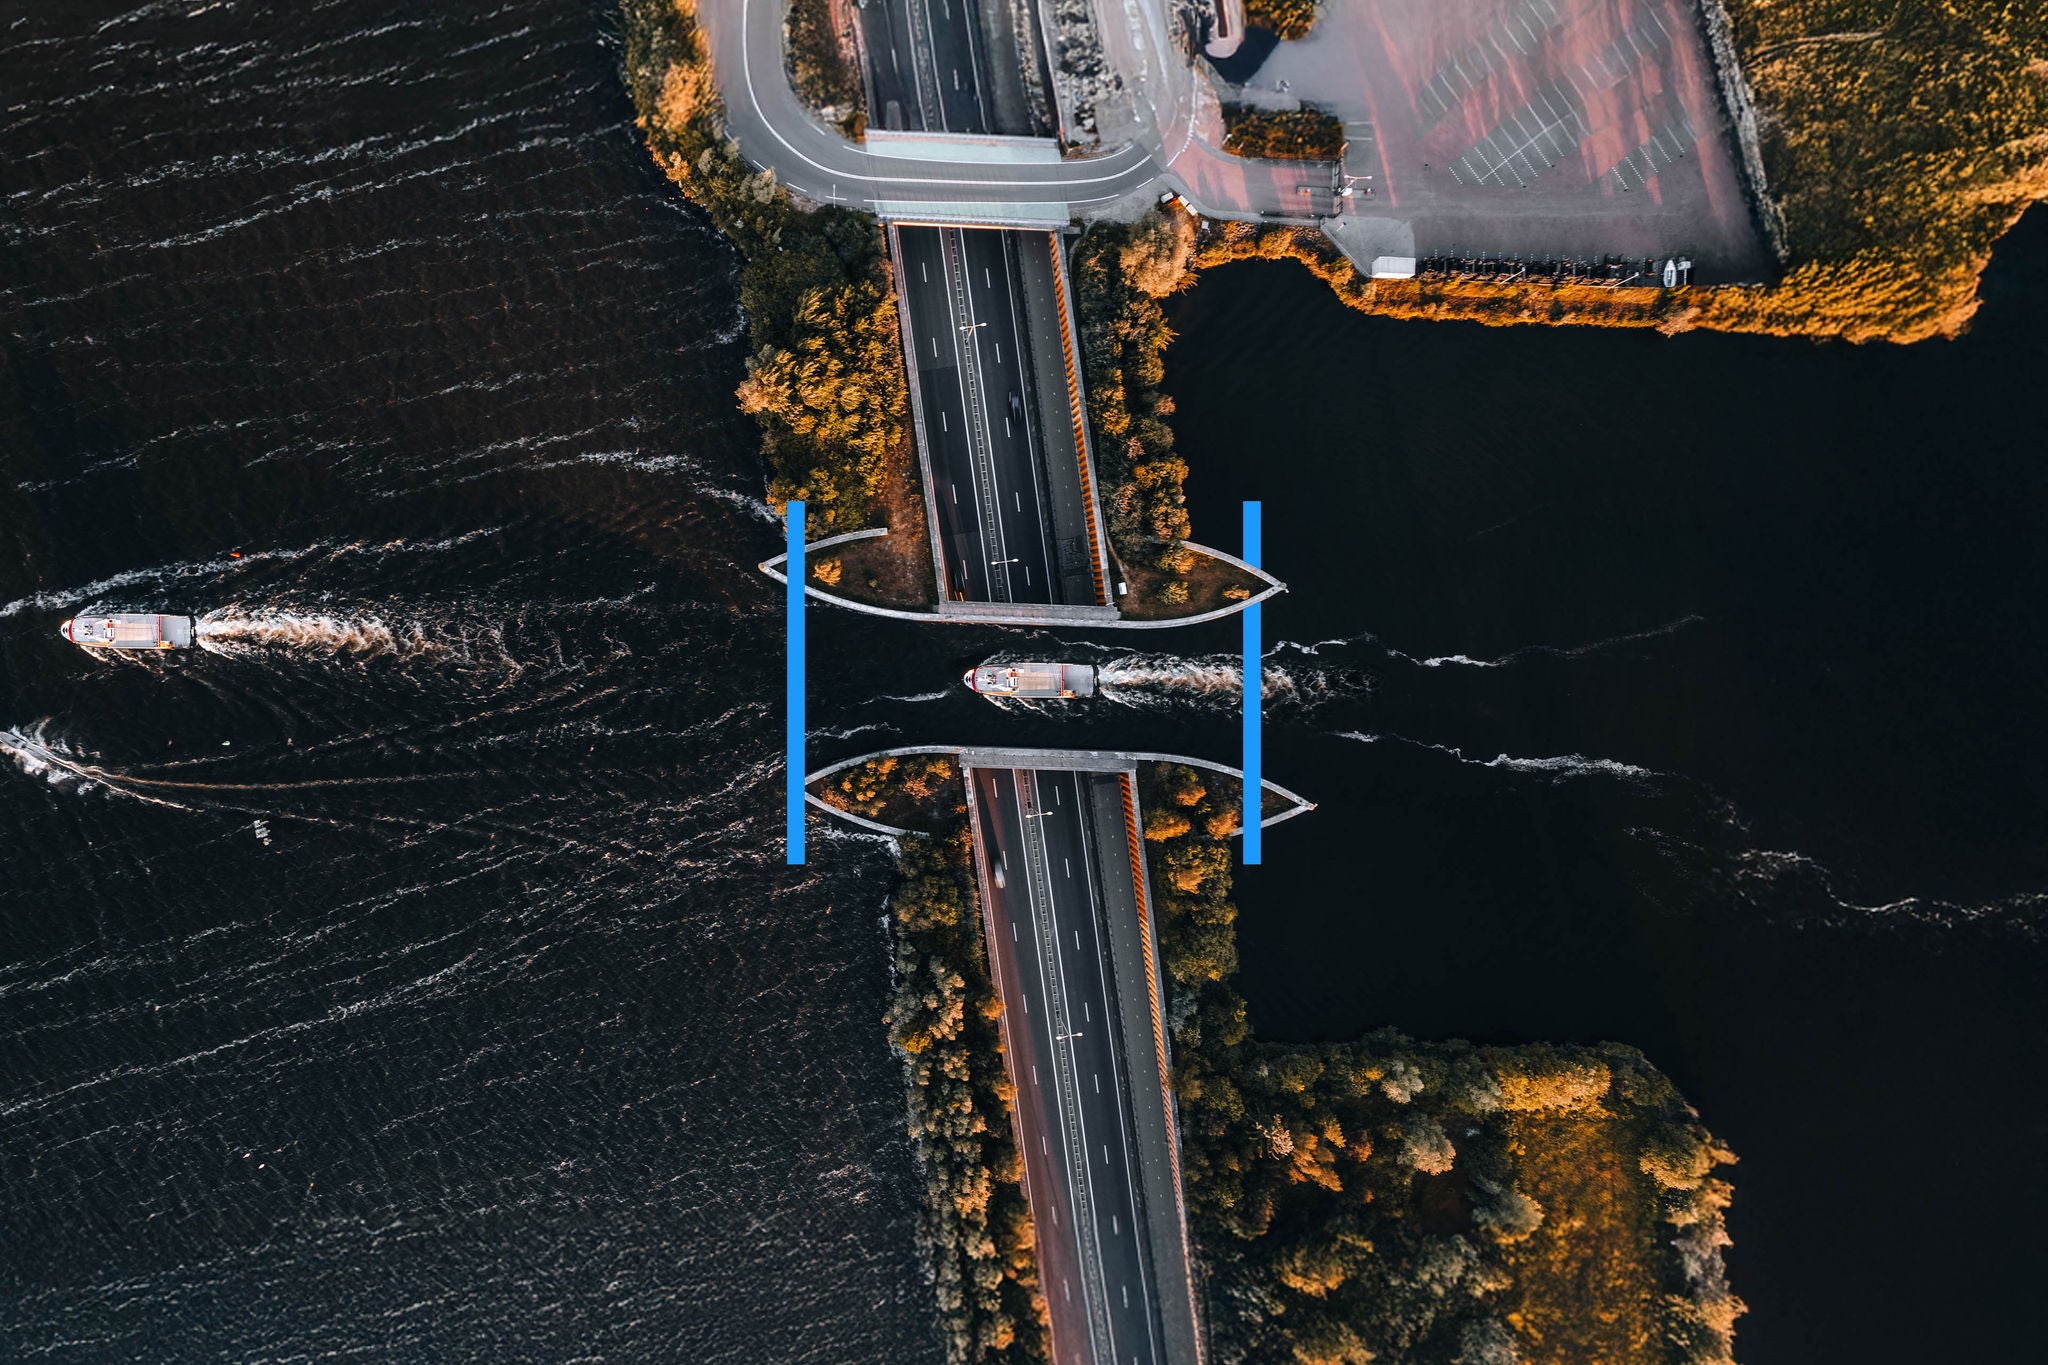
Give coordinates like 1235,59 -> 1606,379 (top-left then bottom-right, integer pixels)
887,830 -> 1049,1364
622,0 -> 907,533
1070,211 -> 1202,604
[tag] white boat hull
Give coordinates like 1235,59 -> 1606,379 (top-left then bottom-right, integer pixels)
61,613 -> 196,650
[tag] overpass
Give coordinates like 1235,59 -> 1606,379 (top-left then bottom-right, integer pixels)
690,0 -> 1321,229
809,747 -> 1314,1365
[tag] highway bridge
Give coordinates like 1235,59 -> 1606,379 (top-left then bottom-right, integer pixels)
968,764 -> 1203,1365
690,0 -> 1313,226
864,0 -> 1113,614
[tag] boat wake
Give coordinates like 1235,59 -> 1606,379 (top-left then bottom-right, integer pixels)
1331,730 -> 1666,787
0,724 -> 200,812
193,608 -> 498,663
1402,615 -> 1707,670
1093,652 -> 1365,712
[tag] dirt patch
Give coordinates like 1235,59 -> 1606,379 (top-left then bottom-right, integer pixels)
1116,544 -> 1265,620
1495,1109 -> 1670,1365
805,438 -> 937,609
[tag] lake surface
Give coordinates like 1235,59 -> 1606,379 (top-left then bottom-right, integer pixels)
0,3 -> 936,1360
1158,229 -> 2048,1365
2,0 -> 2043,1361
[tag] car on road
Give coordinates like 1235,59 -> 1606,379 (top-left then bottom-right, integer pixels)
1008,389 -> 1024,424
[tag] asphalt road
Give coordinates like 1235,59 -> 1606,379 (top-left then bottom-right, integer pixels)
896,224 -> 1057,604
859,0 -> 990,134
975,768 -> 1164,1365
693,0 -> 1165,213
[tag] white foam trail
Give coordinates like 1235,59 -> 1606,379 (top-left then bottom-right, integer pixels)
0,546 -> 308,620
1332,730 -> 1662,785
695,485 -> 780,522
1098,656 -> 1250,698
877,690 -> 954,704
1633,829 -> 2048,936
0,725 -> 195,811
195,612 -> 416,657
1090,653 -> 1356,711
1483,753 -> 1661,780
807,722 -> 895,743
1401,615 -> 1708,670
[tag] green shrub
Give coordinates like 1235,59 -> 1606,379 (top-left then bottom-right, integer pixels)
1221,105 -> 1345,161
1245,0 -> 1319,42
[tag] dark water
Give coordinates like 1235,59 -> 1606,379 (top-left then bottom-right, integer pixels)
1159,233 -> 2048,1365
3,0 -> 2044,1361
1,3 -> 937,1360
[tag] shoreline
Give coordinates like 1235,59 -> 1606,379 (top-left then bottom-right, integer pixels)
1239,0 -> 2046,344
621,0 -> 1268,621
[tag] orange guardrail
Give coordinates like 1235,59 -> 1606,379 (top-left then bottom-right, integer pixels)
1119,773 -> 1186,1217
1047,235 -> 1110,607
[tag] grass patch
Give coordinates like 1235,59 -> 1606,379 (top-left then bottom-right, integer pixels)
815,753 -> 963,833
1221,105 -> 1345,161
784,0 -> 865,137
1116,545 -> 1263,620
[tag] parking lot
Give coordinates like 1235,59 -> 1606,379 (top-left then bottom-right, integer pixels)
1234,0 -> 1771,279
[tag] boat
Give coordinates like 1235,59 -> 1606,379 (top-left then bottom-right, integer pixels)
1662,258 -> 1678,288
964,661 -> 1096,699
60,613 -> 196,650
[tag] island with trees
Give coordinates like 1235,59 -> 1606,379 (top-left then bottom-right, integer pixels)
1141,764 -> 1742,1365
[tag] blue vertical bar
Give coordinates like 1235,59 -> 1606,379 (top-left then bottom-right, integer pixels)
1242,501 -> 1261,865
786,500 -> 806,864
